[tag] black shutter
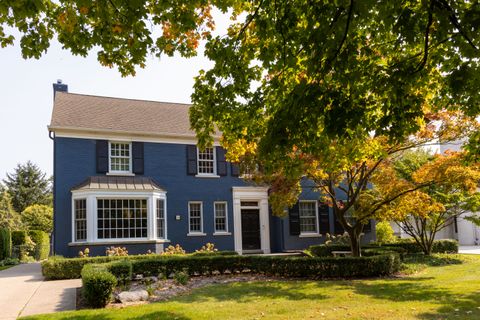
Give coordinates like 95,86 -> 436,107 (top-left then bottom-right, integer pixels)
216,147 -> 227,176
132,142 -> 144,174
231,163 -> 240,177
186,145 -> 197,175
318,203 -> 330,234
363,220 -> 372,233
96,140 -> 108,173
333,213 -> 344,235
289,202 -> 300,236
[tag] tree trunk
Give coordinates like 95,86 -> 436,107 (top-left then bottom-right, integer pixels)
348,229 -> 362,257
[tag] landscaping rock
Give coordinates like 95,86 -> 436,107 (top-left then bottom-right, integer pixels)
117,290 -> 149,303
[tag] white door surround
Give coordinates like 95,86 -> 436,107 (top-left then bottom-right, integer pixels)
232,186 -> 270,254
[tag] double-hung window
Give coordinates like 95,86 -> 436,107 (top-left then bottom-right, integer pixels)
74,199 -> 87,241
109,142 -> 131,173
197,147 -> 216,175
156,199 -> 166,239
188,202 -> 203,234
299,201 -> 318,234
214,202 -> 228,233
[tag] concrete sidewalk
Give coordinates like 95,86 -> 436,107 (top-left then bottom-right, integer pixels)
0,263 -> 80,319
459,246 -> 480,254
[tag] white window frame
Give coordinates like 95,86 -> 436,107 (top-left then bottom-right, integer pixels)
108,141 -> 133,175
299,200 -> 320,236
74,198 -> 87,242
188,201 -> 206,236
213,201 -> 230,235
156,198 -> 167,239
196,147 -> 217,177
70,190 -> 168,245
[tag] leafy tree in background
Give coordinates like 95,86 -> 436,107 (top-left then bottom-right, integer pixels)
0,190 -> 22,230
377,150 -> 480,255
21,204 -> 53,234
3,161 -> 52,213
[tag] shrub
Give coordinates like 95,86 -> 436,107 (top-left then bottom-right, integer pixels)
192,250 -> 238,256
195,243 -> 218,253
0,228 -> 12,260
108,260 -> 132,283
325,233 -> 351,246
41,254 -> 158,280
28,230 -> 50,260
0,257 -> 19,266
307,244 -> 352,257
162,244 -> 186,255
81,264 -> 117,308
78,248 -> 90,258
130,253 -> 400,279
173,269 -> 189,285
11,230 -> 28,246
378,239 -> 458,254
106,246 -> 128,256
21,205 -> 53,234
376,221 -> 396,244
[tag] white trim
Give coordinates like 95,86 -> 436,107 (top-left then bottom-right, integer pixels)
51,127 -> 221,145
188,201 -> 204,234
68,239 -> 170,246
108,141 -> 132,174
196,146 -> 217,176
213,232 -> 232,236
106,172 -> 135,177
187,233 -> 207,236
71,190 -> 167,245
195,174 -> 220,178
213,201 -> 229,233
299,233 -> 322,238
232,187 -> 270,254
299,200 -> 320,236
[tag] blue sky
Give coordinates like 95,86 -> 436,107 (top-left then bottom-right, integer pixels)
0,18 -> 231,181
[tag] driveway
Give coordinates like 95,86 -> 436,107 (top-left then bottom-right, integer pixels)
0,263 -> 80,319
459,246 -> 480,255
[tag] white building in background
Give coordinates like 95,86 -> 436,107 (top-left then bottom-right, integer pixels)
392,140 -> 480,246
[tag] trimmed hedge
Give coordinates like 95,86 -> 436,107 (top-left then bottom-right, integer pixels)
42,255 -> 155,280
28,230 -> 50,260
42,251 -> 239,280
108,260 -> 132,283
130,254 -> 401,279
308,239 -> 458,258
0,228 -> 12,260
81,264 -> 117,308
12,230 -> 28,246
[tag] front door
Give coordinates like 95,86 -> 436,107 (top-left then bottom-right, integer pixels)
241,209 -> 261,250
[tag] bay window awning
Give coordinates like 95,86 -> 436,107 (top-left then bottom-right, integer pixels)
71,176 -> 165,192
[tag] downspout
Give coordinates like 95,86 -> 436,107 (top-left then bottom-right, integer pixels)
49,130 -> 55,255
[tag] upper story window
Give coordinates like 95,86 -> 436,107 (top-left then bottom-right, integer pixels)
197,147 -> 216,175
109,142 -> 131,173
299,201 -> 318,234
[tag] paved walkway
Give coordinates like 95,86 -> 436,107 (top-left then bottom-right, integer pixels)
0,263 -> 81,319
459,246 -> 480,255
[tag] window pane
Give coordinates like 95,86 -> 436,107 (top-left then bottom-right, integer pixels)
299,202 -> 317,233
110,143 -> 131,172
189,202 -> 202,232
197,147 -> 215,174
156,199 -> 165,238
214,202 -> 227,232
97,198 -> 147,239
74,199 -> 87,241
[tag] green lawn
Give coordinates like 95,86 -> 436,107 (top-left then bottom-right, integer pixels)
0,265 -> 13,271
23,255 -> 480,320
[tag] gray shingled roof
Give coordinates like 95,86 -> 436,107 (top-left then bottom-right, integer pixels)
71,176 -> 165,192
49,92 -> 219,138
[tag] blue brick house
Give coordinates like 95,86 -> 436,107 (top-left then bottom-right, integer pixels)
48,82 -> 374,257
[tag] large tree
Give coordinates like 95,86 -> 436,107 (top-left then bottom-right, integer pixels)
3,161 -> 52,213
377,150 -> 480,255
1,1 -> 480,143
